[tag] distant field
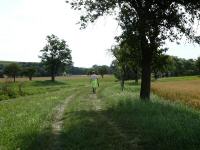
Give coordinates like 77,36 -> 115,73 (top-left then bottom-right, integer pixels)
0,75 -> 113,82
0,75 -> 113,100
152,76 -> 200,108
0,76 -> 87,82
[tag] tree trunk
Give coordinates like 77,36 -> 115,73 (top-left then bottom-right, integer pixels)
29,76 -> 32,81
138,22 -> 154,100
51,65 -> 55,82
121,78 -> 124,91
140,40 -> 153,100
135,69 -> 139,85
51,74 -> 55,82
140,58 -> 151,100
14,75 -> 16,83
120,70 -> 125,91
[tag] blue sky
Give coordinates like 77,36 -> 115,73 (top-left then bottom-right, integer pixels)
0,0 -> 200,67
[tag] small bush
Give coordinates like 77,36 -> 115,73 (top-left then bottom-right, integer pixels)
0,82 -> 18,100
18,82 -> 25,96
0,95 -> 9,101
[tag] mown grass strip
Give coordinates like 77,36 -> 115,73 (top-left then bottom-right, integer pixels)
0,87 -> 77,150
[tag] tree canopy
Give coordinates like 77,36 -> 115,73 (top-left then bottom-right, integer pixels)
68,0 -> 200,100
22,67 -> 36,81
4,63 -> 21,82
39,34 -> 73,81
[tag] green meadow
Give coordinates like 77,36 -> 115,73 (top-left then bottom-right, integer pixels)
1,76 -> 200,150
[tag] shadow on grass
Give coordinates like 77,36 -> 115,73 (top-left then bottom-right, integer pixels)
32,80 -> 67,87
17,99 -> 200,150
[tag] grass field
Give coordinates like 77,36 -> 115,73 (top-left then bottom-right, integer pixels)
1,76 -> 200,149
152,76 -> 200,108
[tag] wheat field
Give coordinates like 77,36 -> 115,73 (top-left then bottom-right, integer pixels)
152,78 -> 200,108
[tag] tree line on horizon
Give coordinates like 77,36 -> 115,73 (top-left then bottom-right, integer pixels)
1,54 -> 200,82
112,54 -> 200,90
0,62 -> 112,82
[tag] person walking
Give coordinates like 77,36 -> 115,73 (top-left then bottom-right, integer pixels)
90,71 -> 99,94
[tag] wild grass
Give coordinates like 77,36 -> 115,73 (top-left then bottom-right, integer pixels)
1,75 -> 200,149
0,80 -> 68,101
0,88 -> 77,150
0,75 -> 101,101
0,76 -> 91,149
57,78 -> 200,150
152,79 -> 200,108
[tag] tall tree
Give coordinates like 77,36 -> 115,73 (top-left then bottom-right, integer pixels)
118,33 -> 141,85
4,63 -> 21,82
98,65 -> 108,78
111,44 -> 131,91
152,48 -> 170,80
23,67 -> 36,81
68,0 -> 200,100
40,34 -> 73,81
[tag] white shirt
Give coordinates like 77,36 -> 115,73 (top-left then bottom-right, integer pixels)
91,74 -> 98,80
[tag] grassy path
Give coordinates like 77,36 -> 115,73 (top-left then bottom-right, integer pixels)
56,80 -> 200,150
0,80 -> 81,150
90,92 -> 141,150
49,94 -> 76,150
55,83 -> 142,150
2,77 -> 200,149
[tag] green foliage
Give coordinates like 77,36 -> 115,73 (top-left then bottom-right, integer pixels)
196,57 -> 200,73
1,76 -> 200,149
0,83 -> 17,100
39,34 -> 73,81
0,61 -> 113,76
0,84 -> 75,149
22,67 -> 36,80
110,60 -> 121,80
68,0 -> 200,99
55,76 -> 200,149
168,56 -> 198,77
97,65 -> 108,78
0,80 -> 68,101
70,67 -> 88,75
4,63 -> 21,82
110,42 -> 140,89
0,64 -> 4,76
152,49 -> 172,79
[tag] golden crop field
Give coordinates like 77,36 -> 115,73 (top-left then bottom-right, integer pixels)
152,79 -> 200,108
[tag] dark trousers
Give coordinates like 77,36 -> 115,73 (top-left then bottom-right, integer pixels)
92,88 -> 96,94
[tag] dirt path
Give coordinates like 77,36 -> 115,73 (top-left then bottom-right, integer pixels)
90,93 -> 141,149
49,94 -> 75,150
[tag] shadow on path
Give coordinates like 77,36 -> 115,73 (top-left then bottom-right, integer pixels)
15,96 -> 200,150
